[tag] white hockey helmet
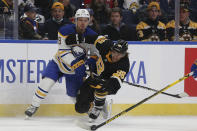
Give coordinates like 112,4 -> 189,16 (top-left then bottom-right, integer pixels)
75,9 -> 90,21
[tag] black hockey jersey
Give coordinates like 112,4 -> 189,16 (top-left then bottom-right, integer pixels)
93,36 -> 130,94
136,18 -> 166,41
166,20 -> 197,41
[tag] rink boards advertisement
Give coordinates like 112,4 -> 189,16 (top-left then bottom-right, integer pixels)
0,41 -> 197,116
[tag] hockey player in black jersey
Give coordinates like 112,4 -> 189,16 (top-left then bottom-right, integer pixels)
75,36 -> 130,121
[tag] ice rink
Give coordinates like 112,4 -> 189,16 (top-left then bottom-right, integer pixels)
0,116 -> 196,131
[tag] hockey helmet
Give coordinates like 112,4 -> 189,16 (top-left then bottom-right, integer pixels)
111,40 -> 128,54
75,9 -> 90,21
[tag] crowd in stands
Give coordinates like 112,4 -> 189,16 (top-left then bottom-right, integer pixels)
0,0 -> 197,41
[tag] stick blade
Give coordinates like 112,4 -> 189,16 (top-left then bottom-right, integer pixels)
178,92 -> 189,98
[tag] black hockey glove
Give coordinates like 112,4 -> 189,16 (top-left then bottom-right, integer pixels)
65,33 -> 84,45
87,75 -> 105,89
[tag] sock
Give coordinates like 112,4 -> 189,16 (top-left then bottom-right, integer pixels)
31,77 -> 55,107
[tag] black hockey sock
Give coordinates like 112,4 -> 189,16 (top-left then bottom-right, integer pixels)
93,91 -> 108,107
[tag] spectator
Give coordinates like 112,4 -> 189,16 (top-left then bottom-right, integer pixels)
102,7 -> 135,41
19,4 -> 42,40
19,2 -> 45,24
87,8 -> 101,34
58,0 -> 76,19
136,1 -> 166,41
166,2 -> 197,41
0,0 -> 13,15
89,0 -> 111,25
42,2 -> 71,40
136,0 -> 168,23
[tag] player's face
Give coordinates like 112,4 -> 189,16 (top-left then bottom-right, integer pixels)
26,11 -> 36,20
180,9 -> 189,23
52,8 -> 64,21
148,7 -> 159,21
76,17 -> 89,32
111,50 -> 125,63
110,12 -> 122,26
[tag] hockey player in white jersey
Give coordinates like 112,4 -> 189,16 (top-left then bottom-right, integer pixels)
25,9 -> 98,118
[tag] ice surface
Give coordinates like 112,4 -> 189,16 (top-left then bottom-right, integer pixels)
0,116 -> 196,131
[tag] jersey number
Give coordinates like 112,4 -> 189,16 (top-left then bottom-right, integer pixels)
113,70 -> 126,80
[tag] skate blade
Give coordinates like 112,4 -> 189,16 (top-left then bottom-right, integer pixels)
24,115 -> 31,120
179,92 -> 189,98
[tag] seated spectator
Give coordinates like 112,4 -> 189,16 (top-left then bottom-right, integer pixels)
87,8 -> 101,34
19,2 -> 45,24
19,4 -> 42,40
42,2 -> 71,40
58,0 -> 76,19
136,0 -> 168,23
101,7 -> 135,41
0,0 -> 13,15
136,1 -> 166,41
18,0 -> 34,18
166,2 -> 197,41
89,0 -> 111,25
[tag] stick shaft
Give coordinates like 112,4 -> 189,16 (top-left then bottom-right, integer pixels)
123,81 -> 181,98
92,72 -> 193,130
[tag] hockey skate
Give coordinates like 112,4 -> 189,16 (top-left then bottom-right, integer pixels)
88,105 -> 102,123
25,105 -> 39,119
101,99 -> 113,119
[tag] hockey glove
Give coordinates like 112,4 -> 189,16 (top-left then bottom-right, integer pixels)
65,33 -> 84,45
71,45 -> 86,60
87,75 -> 105,89
191,59 -> 197,78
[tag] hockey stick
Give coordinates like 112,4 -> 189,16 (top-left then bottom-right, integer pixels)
77,71 -> 193,131
123,81 -> 189,98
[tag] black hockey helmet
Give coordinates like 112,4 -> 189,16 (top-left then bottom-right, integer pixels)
111,39 -> 128,54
